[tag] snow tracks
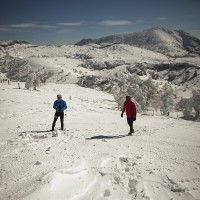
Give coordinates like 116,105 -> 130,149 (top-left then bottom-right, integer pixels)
0,83 -> 200,200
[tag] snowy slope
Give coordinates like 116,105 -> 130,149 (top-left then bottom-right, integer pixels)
76,28 -> 200,57
1,39 -> 200,94
0,41 -> 170,84
0,82 -> 200,200
0,28 -> 200,200
0,36 -> 200,95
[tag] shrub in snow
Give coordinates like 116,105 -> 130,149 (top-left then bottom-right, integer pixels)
78,75 -> 99,89
142,78 -> 159,108
176,90 -> 200,119
152,92 -> 161,112
25,72 -> 41,90
112,75 -> 160,113
168,71 -> 176,82
176,98 -> 193,118
171,185 -> 185,192
78,71 -> 177,116
192,90 -> 200,119
160,83 -> 176,115
126,85 -> 146,111
25,74 -> 34,90
34,161 -> 42,165
33,76 -> 41,90
127,65 -> 147,76
151,71 -> 159,80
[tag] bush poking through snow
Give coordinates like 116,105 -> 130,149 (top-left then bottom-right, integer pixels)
34,161 -> 42,165
192,90 -> 200,119
171,185 -> 186,192
160,83 -> 176,115
25,72 -> 41,90
176,98 -> 193,119
176,90 -> 200,119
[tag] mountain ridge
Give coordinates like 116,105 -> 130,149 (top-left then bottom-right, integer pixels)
76,27 -> 200,57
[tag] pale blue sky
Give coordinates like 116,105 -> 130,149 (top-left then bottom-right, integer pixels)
0,0 -> 199,44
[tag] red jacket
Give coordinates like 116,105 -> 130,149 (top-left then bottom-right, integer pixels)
122,99 -> 137,118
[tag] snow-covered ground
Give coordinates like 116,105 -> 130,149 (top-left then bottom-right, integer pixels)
0,82 -> 200,200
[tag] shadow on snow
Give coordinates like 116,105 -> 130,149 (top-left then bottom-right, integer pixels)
86,134 -> 127,140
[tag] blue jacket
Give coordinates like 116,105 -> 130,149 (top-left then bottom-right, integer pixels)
53,99 -> 67,113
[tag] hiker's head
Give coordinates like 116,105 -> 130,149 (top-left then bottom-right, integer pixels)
126,95 -> 131,100
57,94 -> 62,100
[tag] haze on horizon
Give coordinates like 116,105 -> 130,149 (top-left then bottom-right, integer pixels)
0,0 -> 200,45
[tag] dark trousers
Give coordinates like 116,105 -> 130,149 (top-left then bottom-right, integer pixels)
127,117 -> 135,133
52,112 -> 64,130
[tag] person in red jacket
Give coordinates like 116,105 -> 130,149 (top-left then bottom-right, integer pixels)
121,96 -> 137,136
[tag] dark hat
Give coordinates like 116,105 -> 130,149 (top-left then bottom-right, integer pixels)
57,94 -> 62,98
126,95 -> 131,99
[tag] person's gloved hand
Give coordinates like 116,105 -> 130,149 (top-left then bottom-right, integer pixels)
56,107 -> 63,112
121,113 -> 123,118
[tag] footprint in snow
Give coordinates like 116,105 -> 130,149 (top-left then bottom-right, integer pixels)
128,179 -> 138,194
119,157 -> 128,163
104,189 -> 111,197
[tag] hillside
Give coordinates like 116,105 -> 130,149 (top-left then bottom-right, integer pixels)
0,83 -> 200,200
0,29 -> 200,200
0,29 -> 200,112
0,38 -> 200,92
76,28 -> 200,57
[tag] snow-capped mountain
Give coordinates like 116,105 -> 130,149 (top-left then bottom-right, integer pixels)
76,28 -> 200,57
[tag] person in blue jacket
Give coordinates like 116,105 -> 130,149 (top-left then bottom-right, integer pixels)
51,94 -> 67,131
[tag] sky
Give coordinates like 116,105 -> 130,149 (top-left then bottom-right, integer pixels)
0,0 -> 200,45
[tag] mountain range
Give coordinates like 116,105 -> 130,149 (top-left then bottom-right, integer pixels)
76,28 -> 200,57
0,27 -> 200,95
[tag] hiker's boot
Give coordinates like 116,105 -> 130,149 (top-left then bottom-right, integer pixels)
51,124 -> 55,131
